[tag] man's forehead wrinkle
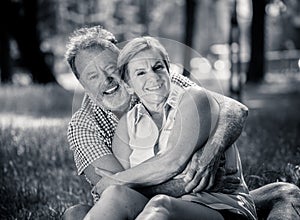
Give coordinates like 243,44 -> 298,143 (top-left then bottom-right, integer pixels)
81,52 -> 105,75
82,58 -> 97,76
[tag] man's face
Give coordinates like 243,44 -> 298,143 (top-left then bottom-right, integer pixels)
127,49 -> 170,107
75,49 -> 131,112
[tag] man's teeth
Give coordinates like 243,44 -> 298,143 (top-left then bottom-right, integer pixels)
104,85 -> 119,94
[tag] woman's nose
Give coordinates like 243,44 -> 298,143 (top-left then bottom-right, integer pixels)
148,69 -> 160,79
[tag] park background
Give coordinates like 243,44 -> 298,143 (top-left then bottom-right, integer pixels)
0,0 -> 300,219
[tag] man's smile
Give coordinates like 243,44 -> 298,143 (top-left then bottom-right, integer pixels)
103,81 -> 120,95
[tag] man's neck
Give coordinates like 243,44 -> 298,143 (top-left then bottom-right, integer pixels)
111,110 -> 125,119
111,104 -> 132,119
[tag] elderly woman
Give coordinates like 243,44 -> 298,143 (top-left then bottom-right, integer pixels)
84,37 -> 257,220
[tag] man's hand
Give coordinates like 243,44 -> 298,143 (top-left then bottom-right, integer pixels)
182,148 -> 241,194
182,148 -> 221,193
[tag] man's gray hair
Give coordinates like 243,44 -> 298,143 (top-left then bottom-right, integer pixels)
65,25 -> 119,79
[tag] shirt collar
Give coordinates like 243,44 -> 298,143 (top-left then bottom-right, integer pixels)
134,88 -> 178,125
83,93 -> 116,119
135,104 -> 150,125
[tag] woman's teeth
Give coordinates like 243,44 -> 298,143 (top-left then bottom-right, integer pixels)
147,85 -> 161,91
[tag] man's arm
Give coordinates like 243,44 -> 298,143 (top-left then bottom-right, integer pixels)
183,89 -> 249,192
208,90 -> 248,149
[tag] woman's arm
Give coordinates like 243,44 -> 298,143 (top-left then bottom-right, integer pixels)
111,115 -> 132,170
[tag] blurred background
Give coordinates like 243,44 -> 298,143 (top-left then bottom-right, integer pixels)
0,0 -> 299,219
1,0 -> 300,89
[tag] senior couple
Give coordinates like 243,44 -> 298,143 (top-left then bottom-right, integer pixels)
64,26 -> 300,220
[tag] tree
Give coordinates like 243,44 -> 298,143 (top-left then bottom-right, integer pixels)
247,0 -> 267,82
229,0 -> 242,101
183,0 -> 197,77
0,0 -> 57,84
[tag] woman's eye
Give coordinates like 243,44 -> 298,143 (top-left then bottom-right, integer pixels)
154,64 -> 164,71
136,71 -> 146,76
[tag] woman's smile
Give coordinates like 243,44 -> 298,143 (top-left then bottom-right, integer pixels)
145,82 -> 163,91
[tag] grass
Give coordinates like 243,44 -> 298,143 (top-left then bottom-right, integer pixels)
239,79 -> 300,190
0,85 -> 92,219
0,82 -> 299,219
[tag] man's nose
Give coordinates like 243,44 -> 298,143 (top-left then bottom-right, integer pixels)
103,76 -> 116,87
106,76 -> 114,83
104,68 -> 120,80
99,76 -> 113,89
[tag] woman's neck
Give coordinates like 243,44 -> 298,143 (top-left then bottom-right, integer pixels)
143,103 -> 165,130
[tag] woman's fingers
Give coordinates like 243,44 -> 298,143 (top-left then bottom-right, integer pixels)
206,174 -> 216,190
192,173 -> 210,193
95,167 -> 113,177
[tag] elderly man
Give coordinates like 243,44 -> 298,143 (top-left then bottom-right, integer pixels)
64,26 -> 300,220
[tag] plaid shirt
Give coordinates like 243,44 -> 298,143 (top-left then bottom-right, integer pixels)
68,73 -> 196,175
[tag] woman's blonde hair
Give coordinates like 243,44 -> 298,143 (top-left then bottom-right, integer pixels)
117,36 -> 170,82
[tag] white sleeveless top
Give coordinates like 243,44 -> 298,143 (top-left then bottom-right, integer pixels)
126,84 -> 186,167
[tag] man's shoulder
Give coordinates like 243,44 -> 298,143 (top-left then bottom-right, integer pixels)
170,73 -> 197,88
69,99 -> 98,130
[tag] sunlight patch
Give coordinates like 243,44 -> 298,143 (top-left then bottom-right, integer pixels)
0,113 -> 67,128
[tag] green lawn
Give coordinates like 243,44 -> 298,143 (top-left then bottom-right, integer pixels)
0,83 -> 299,219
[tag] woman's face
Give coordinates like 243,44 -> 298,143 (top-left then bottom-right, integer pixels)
127,49 -> 171,108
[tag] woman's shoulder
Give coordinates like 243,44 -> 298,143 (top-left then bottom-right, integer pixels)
180,85 -> 209,106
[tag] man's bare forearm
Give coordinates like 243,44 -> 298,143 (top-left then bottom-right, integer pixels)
207,90 -> 248,153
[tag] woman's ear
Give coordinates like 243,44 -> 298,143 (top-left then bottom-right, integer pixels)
124,82 -> 135,95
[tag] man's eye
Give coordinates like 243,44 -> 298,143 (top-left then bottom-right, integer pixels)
89,75 -> 98,80
105,66 -> 116,74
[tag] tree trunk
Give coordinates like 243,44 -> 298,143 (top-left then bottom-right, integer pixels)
139,0 -> 149,35
0,32 -> 12,83
247,0 -> 267,82
229,0 -> 242,101
3,0 -> 57,84
183,0 -> 196,77
0,0 -> 12,83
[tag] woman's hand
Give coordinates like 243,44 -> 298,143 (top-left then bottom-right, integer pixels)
183,148 -> 221,193
93,168 -> 124,196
